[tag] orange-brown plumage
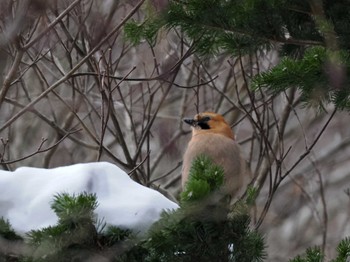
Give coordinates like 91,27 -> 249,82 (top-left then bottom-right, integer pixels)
182,112 -> 246,198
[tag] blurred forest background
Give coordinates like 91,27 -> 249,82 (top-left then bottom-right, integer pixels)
0,0 -> 350,261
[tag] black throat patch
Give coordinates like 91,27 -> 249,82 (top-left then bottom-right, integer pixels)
197,122 -> 210,129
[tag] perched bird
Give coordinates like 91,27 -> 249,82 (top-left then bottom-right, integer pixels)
182,112 -> 247,198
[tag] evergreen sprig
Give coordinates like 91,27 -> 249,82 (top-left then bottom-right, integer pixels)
0,218 -> 24,262
253,47 -> 350,109
124,0 -> 350,109
124,17 -> 165,46
2,185 -> 349,261
164,0 -> 282,55
0,217 -> 23,241
334,237 -> 350,262
144,155 -> 266,262
50,192 -> 98,227
100,225 -> 132,247
289,237 -> 350,262
180,154 -> 225,202
26,193 -> 99,261
289,247 -> 323,262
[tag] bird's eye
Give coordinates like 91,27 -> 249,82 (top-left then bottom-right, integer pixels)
201,116 -> 211,122
197,116 -> 211,129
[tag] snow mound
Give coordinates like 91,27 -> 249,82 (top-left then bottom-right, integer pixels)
0,162 -> 178,235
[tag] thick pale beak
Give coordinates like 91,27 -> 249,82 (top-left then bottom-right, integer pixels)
183,118 -> 197,127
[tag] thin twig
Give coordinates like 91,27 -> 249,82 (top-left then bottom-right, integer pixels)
128,151 -> 150,177
311,158 -> 328,255
148,161 -> 182,184
282,108 -> 337,180
0,0 -> 147,132
1,129 -> 81,165
22,0 -> 83,50
0,48 -> 24,108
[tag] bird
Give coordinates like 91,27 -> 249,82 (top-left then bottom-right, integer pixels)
182,112 -> 247,199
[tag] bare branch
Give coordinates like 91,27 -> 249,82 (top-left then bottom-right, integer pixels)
0,129 -> 81,165
0,0 -> 146,132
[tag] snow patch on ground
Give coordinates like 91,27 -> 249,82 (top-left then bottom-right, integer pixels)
0,162 -> 178,235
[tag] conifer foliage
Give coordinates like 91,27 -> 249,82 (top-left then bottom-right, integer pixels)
1,157 -> 350,261
289,238 -> 350,262
144,155 -> 265,262
124,0 -> 350,110
0,156 -> 266,261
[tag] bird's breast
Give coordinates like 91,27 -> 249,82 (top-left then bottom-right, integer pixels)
182,133 -> 244,190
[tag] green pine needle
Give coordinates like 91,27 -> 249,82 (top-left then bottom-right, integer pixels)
334,237 -> 350,261
180,155 -> 225,203
51,192 -> 98,226
0,217 -> 22,241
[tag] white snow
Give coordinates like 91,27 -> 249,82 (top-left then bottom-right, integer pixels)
0,162 -> 178,235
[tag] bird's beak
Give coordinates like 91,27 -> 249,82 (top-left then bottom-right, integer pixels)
183,118 -> 197,127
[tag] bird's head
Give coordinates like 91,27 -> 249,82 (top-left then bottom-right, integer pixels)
183,112 -> 235,139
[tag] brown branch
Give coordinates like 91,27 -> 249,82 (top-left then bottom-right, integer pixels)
128,151 -> 150,177
22,0 -> 83,50
4,97 -> 97,150
255,108 -> 337,229
151,130 -> 183,174
148,161 -> 182,185
108,99 -> 134,167
281,108 -> 337,180
49,89 -> 130,169
133,46 -> 195,163
0,0 -> 147,132
253,88 -> 296,192
0,129 -> 81,165
197,20 -> 324,47
312,158 -> 328,255
0,48 -> 24,108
